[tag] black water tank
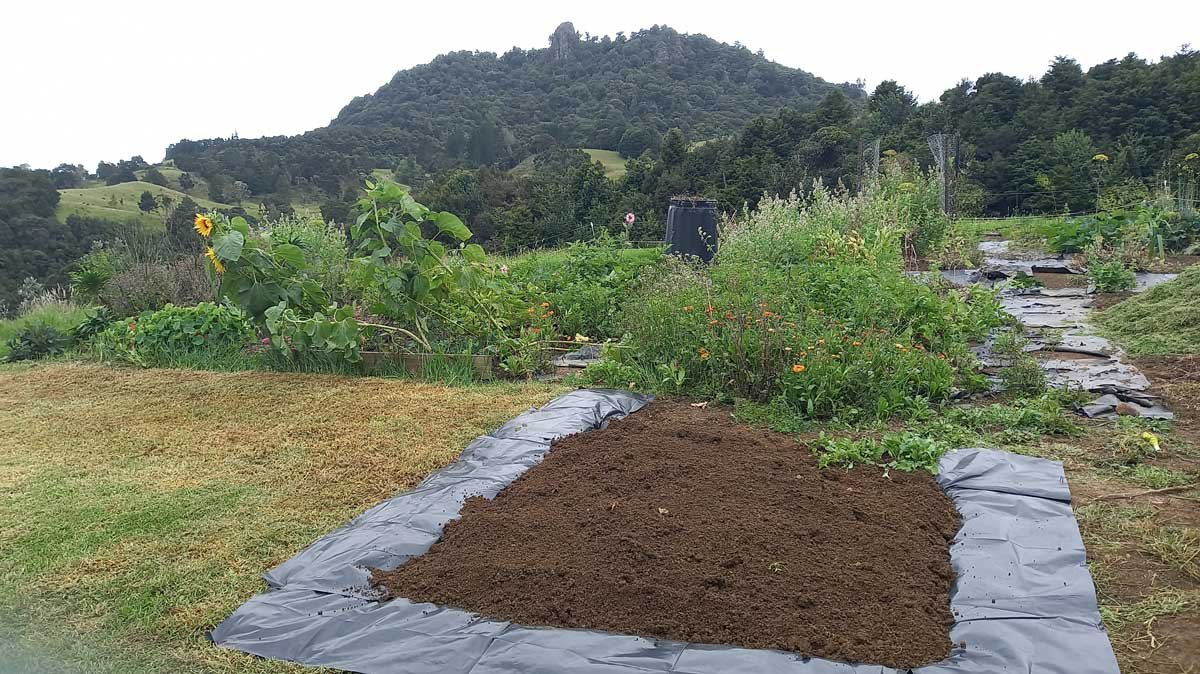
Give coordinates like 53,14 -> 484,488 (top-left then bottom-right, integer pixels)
664,197 -> 718,262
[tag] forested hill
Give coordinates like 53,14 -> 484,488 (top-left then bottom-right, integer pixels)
331,23 -> 859,162
165,23 -> 861,195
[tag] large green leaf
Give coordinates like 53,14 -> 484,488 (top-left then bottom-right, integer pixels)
214,230 -> 245,262
273,243 -> 306,269
461,243 -> 486,263
432,211 -> 471,241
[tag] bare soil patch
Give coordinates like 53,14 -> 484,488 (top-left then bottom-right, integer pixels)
372,401 -> 961,669
1150,255 -> 1200,273
1033,270 -> 1088,289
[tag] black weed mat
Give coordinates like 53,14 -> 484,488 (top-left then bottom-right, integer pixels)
211,389 -> 1119,674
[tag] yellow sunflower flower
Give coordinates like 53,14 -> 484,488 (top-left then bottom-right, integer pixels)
205,247 -> 226,274
193,213 -> 214,237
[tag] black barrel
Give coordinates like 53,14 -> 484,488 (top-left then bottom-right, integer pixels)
664,197 -> 718,262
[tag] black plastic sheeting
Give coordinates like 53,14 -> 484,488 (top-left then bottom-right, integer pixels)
211,390 -> 1119,674
665,198 -> 718,262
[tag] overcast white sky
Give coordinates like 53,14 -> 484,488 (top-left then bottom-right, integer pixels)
1,0 -> 1195,171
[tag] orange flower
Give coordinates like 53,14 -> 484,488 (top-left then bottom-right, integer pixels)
698,347 -> 710,360
852,341 -> 862,347
792,363 -> 806,373
708,319 -> 719,326
799,351 -> 808,357
724,310 -> 736,321
894,343 -> 906,349
527,307 -> 536,314
762,310 -> 773,318
938,353 -> 947,360
704,305 -> 716,315
540,302 -> 550,309
529,327 -> 542,334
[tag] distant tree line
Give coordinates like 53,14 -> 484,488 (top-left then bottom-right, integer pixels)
162,24 -> 859,200
0,167 -> 114,309
407,48 -> 1200,249
147,36 -> 1199,249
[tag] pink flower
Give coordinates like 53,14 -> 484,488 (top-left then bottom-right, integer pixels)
261,337 -> 270,345
624,212 -> 636,225
499,264 -> 509,274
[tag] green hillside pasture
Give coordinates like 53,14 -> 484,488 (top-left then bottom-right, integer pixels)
56,182 -> 251,228
511,149 -> 627,181
583,149 -> 627,180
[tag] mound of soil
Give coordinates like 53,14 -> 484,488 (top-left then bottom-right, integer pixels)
371,401 -> 961,669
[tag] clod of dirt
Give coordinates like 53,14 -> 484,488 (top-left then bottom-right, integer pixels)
372,401 -> 961,669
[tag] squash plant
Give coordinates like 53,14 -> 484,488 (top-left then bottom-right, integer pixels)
350,179 -> 504,350
201,213 -> 328,319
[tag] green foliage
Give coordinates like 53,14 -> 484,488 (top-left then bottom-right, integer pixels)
585,187 -> 1006,421
817,432 -> 948,473
4,322 -> 69,362
94,303 -> 254,366
1095,266 -> 1200,355
347,179 -> 498,350
264,214 -> 350,298
99,257 -> 213,317
70,306 -> 115,343
1,167 -> 113,309
137,191 -> 157,214
924,393 -> 1083,446
70,247 -> 119,301
1087,250 -> 1136,292
0,302 -> 87,360
265,302 -> 361,364
1049,203 -> 1196,257
993,328 -> 1048,395
200,213 -> 327,320
506,235 -> 663,338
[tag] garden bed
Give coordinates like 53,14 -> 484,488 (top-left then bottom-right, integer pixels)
371,401 -> 961,669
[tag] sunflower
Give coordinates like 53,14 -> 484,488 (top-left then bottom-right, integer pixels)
205,247 -> 226,274
193,213 -> 214,237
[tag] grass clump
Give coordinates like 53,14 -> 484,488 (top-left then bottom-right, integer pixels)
1095,266 -> 1200,355
992,328 -> 1048,396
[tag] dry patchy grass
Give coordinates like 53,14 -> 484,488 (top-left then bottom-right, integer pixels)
0,362 -> 566,673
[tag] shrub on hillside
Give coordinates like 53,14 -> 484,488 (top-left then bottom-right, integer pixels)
582,188 -> 1006,421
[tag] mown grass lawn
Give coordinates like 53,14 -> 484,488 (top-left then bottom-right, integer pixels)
0,362 -> 567,673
